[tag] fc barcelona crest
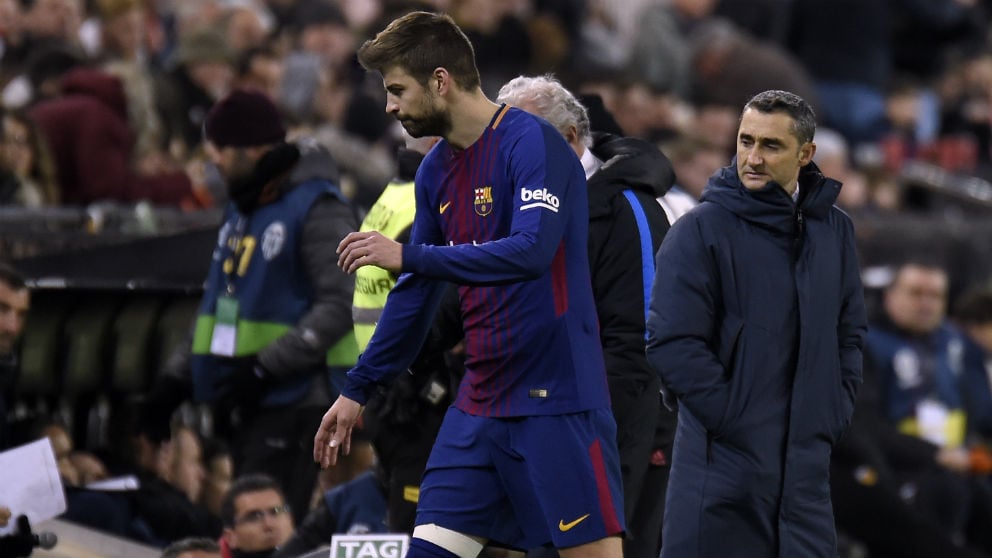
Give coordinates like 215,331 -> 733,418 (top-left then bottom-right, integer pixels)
474,186 -> 493,216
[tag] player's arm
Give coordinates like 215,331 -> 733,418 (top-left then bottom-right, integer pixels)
646,214 -> 732,435
339,182 -> 449,406
402,125 -> 574,284
316,181 -> 449,467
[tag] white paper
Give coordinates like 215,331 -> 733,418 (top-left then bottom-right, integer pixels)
0,438 -> 67,535
85,475 -> 140,491
209,324 -> 237,356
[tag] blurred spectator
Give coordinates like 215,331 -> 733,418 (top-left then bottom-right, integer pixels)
30,67 -> 204,206
272,468 -> 388,558
222,2 -> 273,55
96,0 -> 167,162
170,425 -> 207,506
40,422 -> 79,485
235,46 -> 284,103
890,0 -> 987,84
584,77 -> 689,143
831,350 -> 992,558
156,28 -> 235,160
714,0 -> 791,44
627,0 -> 721,100
161,536 -> 222,558
0,0 -> 27,86
788,0 -> 890,145
0,263 -> 29,450
451,0 -> 533,96
953,286 -> 992,439
25,418 -> 132,536
2,43 -> 83,109
688,19 -> 820,115
201,438 -> 234,518
657,134 -> 723,222
68,450 -> 110,485
22,0 -> 83,48
687,103 -> 738,154
293,1 -> 354,73
220,474 -> 294,558
866,260 -> 992,550
938,50 -> 992,174
0,108 -> 59,207
280,1 -> 367,130
813,127 -> 870,212
130,423 -> 222,546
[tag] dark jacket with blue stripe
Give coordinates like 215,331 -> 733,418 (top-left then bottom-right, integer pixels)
646,160 -> 867,558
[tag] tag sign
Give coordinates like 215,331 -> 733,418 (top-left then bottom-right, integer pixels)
329,533 -> 410,558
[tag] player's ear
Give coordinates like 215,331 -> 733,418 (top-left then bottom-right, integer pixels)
433,68 -> 449,94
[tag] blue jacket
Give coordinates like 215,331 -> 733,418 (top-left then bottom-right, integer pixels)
647,160 -> 866,558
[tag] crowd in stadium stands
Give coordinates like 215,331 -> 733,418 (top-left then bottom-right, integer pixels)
2,1 -> 992,558
0,0 -> 991,213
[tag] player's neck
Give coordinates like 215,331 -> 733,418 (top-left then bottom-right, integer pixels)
445,90 -> 501,150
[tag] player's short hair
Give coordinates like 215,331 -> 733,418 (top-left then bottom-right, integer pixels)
357,11 -> 481,91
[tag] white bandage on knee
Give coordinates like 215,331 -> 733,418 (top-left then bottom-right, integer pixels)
412,523 -> 486,558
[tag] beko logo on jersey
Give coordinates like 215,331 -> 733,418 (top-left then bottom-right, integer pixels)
520,187 -> 559,212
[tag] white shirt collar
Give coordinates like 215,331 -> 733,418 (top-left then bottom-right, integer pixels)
579,147 -> 603,180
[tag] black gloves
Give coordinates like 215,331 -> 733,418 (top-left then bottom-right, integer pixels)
212,355 -> 274,407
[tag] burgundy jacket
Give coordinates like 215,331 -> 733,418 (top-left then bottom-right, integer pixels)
30,68 -> 193,206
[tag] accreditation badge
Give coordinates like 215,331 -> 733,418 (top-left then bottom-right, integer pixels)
209,295 -> 239,356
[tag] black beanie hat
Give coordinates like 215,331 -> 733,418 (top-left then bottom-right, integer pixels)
204,89 -> 286,148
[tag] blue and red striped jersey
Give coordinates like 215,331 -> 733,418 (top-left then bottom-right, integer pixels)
342,105 -> 610,417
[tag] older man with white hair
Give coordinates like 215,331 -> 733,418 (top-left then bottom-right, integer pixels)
498,74 -> 677,558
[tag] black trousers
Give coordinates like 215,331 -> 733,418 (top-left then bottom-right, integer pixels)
610,376 -> 664,558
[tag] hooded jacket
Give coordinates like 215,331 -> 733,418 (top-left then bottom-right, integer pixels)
588,132 -> 674,391
30,68 -> 194,206
647,160 -> 866,558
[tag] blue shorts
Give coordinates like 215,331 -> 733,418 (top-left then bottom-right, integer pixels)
414,406 -> 625,550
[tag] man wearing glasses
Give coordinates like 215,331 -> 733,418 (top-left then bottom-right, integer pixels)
220,475 -> 294,558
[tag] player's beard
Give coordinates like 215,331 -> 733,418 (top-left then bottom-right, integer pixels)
400,97 -> 452,139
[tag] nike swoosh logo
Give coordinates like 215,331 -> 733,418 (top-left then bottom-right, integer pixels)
558,514 -> 590,532
439,201 -> 452,214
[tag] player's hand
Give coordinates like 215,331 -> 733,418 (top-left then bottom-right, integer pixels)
337,231 -> 402,274
313,395 -> 363,468
0,506 -> 11,527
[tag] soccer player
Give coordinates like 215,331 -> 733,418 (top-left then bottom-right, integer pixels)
313,11 -> 624,558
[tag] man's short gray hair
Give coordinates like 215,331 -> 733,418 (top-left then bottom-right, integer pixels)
497,74 -> 592,148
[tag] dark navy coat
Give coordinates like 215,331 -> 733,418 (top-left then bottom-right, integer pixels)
646,160 -> 867,558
